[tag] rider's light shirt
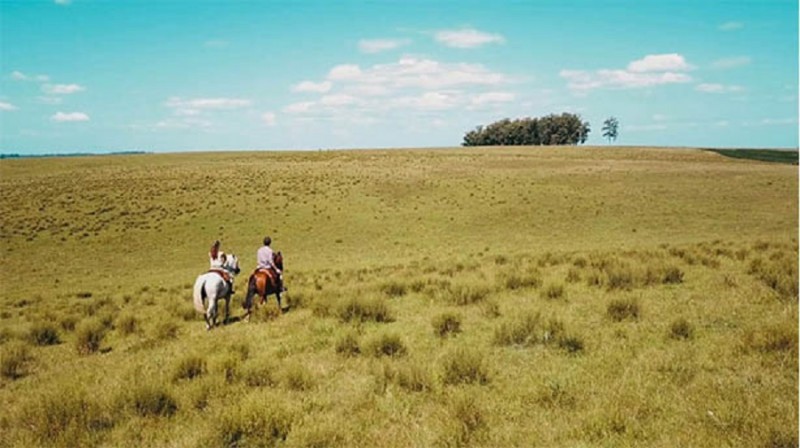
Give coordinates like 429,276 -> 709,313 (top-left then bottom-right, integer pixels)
257,245 -> 276,271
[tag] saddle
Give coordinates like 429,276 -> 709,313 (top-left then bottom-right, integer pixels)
254,268 -> 278,282
208,268 -> 232,283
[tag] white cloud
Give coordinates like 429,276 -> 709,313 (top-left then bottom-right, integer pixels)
434,28 -> 505,48
165,97 -> 251,110
560,69 -> 691,92
326,56 -> 508,90
760,117 -> 798,125
281,56 -> 516,126
328,64 -> 363,81
652,114 -> 667,121
283,101 -> 315,114
348,84 -> 391,96
37,96 -> 63,105
11,71 -> 49,82
262,112 -> 276,126
319,94 -> 359,107
164,97 -> 252,117
358,38 -> 410,54
711,56 -> 751,69
51,111 -> 89,122
561,54 -> 693,93
627,53 -> 692,72
470,91 -> 515,106
157,97 -> 252,129
291,80 -> 332,93
42,83 -> 85,94
54,0 -> 72,4
155,117 -> 211,130
390,91 -> 460,111
715,120 -> 729,127
695,83 -> 744,93
0,101 -> 18,111
719,21 -> 743,31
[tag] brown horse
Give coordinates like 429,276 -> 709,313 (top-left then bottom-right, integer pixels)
243,251 -> 284,319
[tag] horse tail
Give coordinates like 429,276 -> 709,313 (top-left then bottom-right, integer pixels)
244,274 -> 256,310
193,276 -> 208,313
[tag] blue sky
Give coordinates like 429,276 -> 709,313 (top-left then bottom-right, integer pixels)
0,0 -> 797,154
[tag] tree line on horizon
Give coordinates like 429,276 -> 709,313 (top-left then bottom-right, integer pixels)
462,114 -> 624,146
462,113 -> 591,146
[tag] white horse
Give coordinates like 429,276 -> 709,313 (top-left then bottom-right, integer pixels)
193,254 -> 241,330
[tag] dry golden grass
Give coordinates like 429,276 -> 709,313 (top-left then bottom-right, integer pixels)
0,146 -> 796,447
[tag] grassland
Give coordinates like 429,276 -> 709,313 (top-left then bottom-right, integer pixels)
0,146 -> 797,447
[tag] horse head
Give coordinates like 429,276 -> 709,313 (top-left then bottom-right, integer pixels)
273,251 -> 284,271
224,253 -> 241,275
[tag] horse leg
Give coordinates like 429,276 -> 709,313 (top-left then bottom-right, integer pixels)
243,283 -> 256,321
276,292 -> 283,314
208,298 -> 218,329
224,295 -> 230,324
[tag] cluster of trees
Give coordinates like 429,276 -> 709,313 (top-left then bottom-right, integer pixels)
462,113 -> 591,146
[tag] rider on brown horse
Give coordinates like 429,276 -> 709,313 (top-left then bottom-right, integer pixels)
256,236 -> 284,292
244,236 -> 286,317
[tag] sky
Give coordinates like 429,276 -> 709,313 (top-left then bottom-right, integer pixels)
0,0 -> 797,154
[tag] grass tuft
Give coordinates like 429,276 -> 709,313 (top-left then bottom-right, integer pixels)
662,266 -> 685,284
212,393 -> 293,446
441,347 -> 490,385
499,269 -> 542,291
669,318 -> 694,340
744,324 -> 798,354
116,313 -> 138,336
395,361 -> 434,392
607,298 -> 641,322
282,362 -> 315,391
1,342 -> 32,379
334,331 -> 361,357
154,321 -> 179,340
128,383 -> 178,417
541,282 -> 565,300
365,332 -> 407,358
242,359 -> 277,388
494,312 -> 543,346
441,391 -> 487,446
432,312 -> 462,338
445,283 -> 491,306
173,355 -> 207,381
21,389 -> 113,445
75,319 -> 106,355
380,280 -> 408,298
28,322 -> 60,346
337,296 -> 393,323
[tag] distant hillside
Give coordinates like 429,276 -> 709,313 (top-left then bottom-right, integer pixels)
704,148 -> 798,165
0,151 -> 148,159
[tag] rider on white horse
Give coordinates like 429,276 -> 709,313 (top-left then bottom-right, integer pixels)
194,252 -> 241,330
209,240 -> 234,293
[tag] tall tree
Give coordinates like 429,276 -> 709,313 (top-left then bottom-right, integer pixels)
602,117 -> 619,143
